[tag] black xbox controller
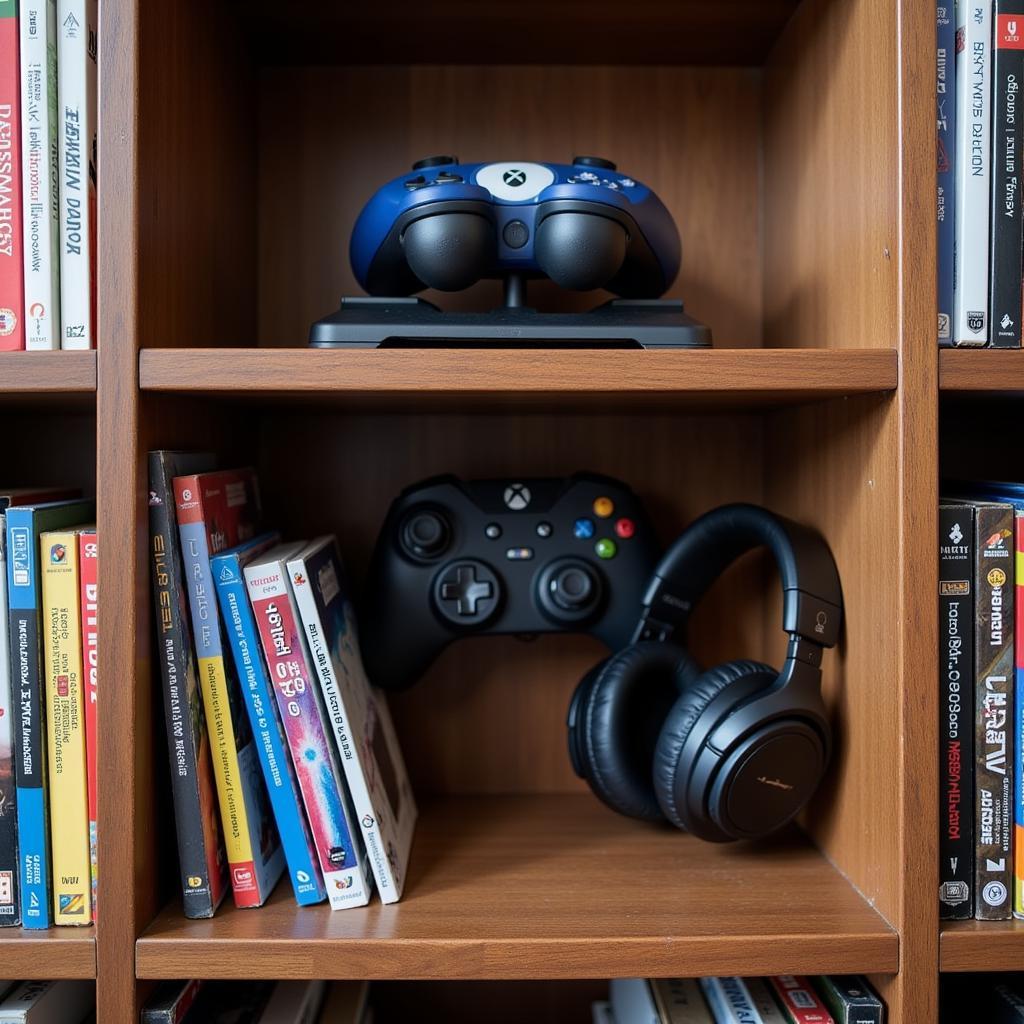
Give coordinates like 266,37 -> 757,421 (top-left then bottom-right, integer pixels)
360,473 -> 661,691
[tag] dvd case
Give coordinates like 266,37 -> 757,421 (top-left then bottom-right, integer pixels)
5,497 -> 92,928
768,976 -> 835,1024
78,528 -> 96,917
989,3 -> 1024,347
141,981 -> 203,1024
173,467 -> 284,909
0,0 -> 25,350
650,979 -> 715,1023
211,534 -> 327,908
148,450 -> 228,919
245,544 -> 372,910
0,512 -> 17,925
939,503 -> 976,918
700,977 -> 784,1024
288,537 -> 416,904
18,0 -> 60,350
0,980 -> 92,1024
814,976 -> 883,1024
938,1 -> 956,346
40,525 -> 92,924
953,1 -> 994,345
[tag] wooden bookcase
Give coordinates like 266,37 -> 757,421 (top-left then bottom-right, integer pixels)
0,0 -> 970,1019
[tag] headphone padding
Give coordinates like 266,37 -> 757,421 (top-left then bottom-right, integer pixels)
579,642 -> 701,821
654,659 -> 776,829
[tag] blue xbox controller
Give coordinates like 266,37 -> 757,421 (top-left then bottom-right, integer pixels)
350,156 -> 681,298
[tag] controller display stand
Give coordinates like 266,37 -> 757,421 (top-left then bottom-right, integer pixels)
309,296 -> 712,349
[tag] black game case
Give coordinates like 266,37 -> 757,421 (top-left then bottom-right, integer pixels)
939,503 -> 976,919
814,975 -> 884,1024
990,5 -> 1024,348
141,980 -> 204,1024
969,499 -> 1015,919
148,451 -> 229,919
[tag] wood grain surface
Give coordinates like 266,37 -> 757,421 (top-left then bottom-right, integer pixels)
0,930 -> 96,980
940,348 -> 1024,391
940,920 -> 1024,972
0,351 -> 95,392
136,795 -> 896,981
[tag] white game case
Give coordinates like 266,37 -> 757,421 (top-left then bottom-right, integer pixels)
257,981 -> 327,1024
699,977 -> 781,1024
952,1 -> 993,346
0,980 -> 93,1024
287,538 -> 417,905
609,979 -> 660,1024
19,0 -> 61,350
56,0 -> 97,350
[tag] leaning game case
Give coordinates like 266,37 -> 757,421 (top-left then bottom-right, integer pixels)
0,513 -> 17,925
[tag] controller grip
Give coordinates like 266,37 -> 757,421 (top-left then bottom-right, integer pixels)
535,210 -> 628,292
402,212 -> 496,291
359,589 -> 448,691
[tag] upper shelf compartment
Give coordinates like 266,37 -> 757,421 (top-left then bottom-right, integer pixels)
242,1 -> 801,66
137,347 -> 897,411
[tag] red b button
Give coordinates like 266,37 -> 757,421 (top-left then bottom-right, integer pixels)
615,518 -> 635,539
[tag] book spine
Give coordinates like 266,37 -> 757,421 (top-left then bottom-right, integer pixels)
287,555 -> 401,903
19,0 -> 59,350
147,455 -> 224,919
0,0 -> 25,350
939,1 -> 957,346
698,977 -> 764,1024
767,978 -> 835,1024
814,976 -> 883,1024
940,504 -> 976,917
77,530 -> 95,919
40,529 -> 91,924
245,566 -> 370,910
173,484 -> 262,909
953,1 -> 994,345
990,4 -> 1024,346
1016,512 -> 1024,916
974,503 -> 1015,918
5,507 -> 50,927
55,0 -> 94,349
212,554 -> 326,907
0,514 -> 18,925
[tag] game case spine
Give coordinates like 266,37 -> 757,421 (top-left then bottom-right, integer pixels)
6,505 -> 50,928
211,543 -> 327,908
650,979 -> 715,1024
140,980 -> 203,1024
173,471 -> 283,910
0,980 -> 92,1024
953,1 -> 994,345
989,4 -> 1024,347
699,977 -> 769,1024
288,538 -> 416,905
938,1 -> 956,346
0,513 -> 18,925
147,451 -> 227,919
77,528 -> 95,918
55,0 -> 94,350
768,977 -> 835,1024
18,0 -> 59,350
40,527 -> 91,924
813,976 -> 883,1024
609,979 -> 660,1024
0,0 -> 25,350
1015,510 -> 1024,916
973,502 -> 1015,918
940,503 -> 976,918
245,557 -> 371,909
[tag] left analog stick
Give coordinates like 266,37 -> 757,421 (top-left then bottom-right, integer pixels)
401,213 -> 495,291
400,509 -> 451,560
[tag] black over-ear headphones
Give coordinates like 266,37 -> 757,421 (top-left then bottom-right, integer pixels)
567,503 -> 842,842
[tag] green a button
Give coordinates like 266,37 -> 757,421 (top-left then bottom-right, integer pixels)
595,538 -> 617,560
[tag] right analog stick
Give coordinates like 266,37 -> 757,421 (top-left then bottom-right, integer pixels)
401,212 -> 495,292
537,558 -> 604,625
534,211 -> 628,292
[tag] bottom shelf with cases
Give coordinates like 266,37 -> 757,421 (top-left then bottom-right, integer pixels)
136,794 -> 896,982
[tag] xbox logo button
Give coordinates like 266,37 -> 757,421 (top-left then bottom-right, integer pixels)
503,169 -> 527,187
504,483 -> 531,510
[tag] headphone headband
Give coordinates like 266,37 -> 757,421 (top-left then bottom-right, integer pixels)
636,503 -> 842,648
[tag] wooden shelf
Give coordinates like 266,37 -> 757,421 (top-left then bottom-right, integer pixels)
138,347 -> 897,411
0,928 -> 96,979
940,919 -> 1024,972
939,348 -> 1024,393
0,351 -> 96,393
136,795 -> 897,981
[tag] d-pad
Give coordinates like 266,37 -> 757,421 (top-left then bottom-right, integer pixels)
434,561 -> 500,626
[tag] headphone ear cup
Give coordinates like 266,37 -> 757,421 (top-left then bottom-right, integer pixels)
654,659 -> 776,831
571,642 -> 700,821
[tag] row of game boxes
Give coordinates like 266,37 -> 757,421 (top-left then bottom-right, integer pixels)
147,452 -> 416,919
0,490 -> 97,929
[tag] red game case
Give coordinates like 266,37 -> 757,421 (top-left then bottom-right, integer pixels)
0,0 -> 25,349
768,977 -> 835,1024
78,528 -> 97,919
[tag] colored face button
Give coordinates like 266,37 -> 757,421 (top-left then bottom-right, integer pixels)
593,497 -> 614,518
595,538 -> 617,560
614,518 -> 635,539
573,518 -> 595,539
